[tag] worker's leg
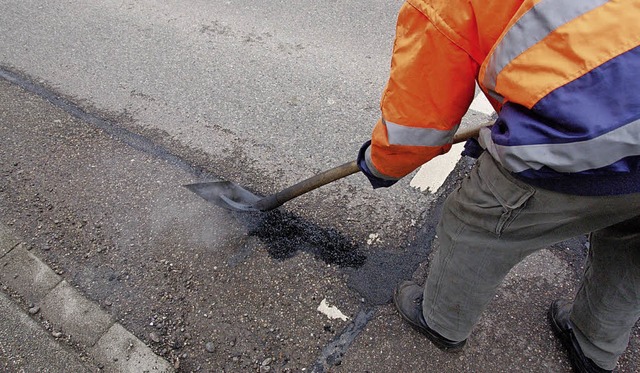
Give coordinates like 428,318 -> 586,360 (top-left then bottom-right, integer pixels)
569,216 -> 640,370
422,152 -> 640,342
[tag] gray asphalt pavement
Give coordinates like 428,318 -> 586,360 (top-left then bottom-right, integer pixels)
0,0 -> 398,194
1,1 -> 639,372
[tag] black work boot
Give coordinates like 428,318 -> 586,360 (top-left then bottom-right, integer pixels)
393,280 -> 466,352
548,300 -> 613,373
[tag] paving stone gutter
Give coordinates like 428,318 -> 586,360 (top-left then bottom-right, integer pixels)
0,222 -> 174,372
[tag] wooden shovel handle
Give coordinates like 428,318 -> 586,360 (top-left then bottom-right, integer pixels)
255,122 -> 489,211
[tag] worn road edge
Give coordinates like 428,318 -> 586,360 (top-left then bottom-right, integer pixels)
0,222 -> 174,372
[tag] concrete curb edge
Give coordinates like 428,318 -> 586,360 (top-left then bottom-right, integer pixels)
0,223 -> 174,372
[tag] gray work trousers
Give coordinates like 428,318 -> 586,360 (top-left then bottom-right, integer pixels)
422,153 -> 640,370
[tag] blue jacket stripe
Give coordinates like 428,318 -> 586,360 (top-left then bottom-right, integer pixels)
480,118 -> 640,173
490,46 -> 640,147
480,45 -> 640,192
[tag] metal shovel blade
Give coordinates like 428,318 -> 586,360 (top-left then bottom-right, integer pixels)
184,181 -> 263,212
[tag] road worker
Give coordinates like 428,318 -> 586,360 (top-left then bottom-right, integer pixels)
357,1 -> 640,372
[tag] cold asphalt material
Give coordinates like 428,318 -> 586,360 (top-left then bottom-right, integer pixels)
1,70 -> 639,372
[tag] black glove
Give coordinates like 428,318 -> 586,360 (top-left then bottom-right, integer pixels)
357,141 -> 398,189
461,138 -> 484,159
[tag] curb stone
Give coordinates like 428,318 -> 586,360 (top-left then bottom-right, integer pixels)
0,223 -> 174,372
0,243 -> 62,305
0,290 -> 94,372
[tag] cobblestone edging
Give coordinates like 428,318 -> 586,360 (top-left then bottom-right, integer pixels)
0,223 -> 174,372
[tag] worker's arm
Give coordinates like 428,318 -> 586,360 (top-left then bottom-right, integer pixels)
362,2 -> 480,185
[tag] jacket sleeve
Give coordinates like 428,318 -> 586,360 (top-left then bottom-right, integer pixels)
366,1 -> 480,180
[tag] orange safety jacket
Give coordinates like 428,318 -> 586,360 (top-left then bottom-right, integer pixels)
366,0 -> 640,196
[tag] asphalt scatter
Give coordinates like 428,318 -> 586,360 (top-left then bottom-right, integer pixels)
242,209 -> 367,268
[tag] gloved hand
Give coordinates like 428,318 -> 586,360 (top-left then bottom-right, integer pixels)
461,138 -> 483,158
357,140 -> 398,189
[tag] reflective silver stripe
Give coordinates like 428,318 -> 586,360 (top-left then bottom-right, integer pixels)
480,119 -> 640,174
483,0 -> 609,93
384,119 -> 459,147
487,89 -> 504,102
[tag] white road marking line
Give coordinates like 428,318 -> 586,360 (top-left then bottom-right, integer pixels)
317,298 -> 349,321
469,91 -> 496,115
409,142 -> 465,193
409,90 -> 495,193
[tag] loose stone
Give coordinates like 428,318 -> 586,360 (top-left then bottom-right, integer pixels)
205,342 -> 215,353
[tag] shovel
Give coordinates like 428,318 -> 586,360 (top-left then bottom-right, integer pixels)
185,123 -> 488,212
